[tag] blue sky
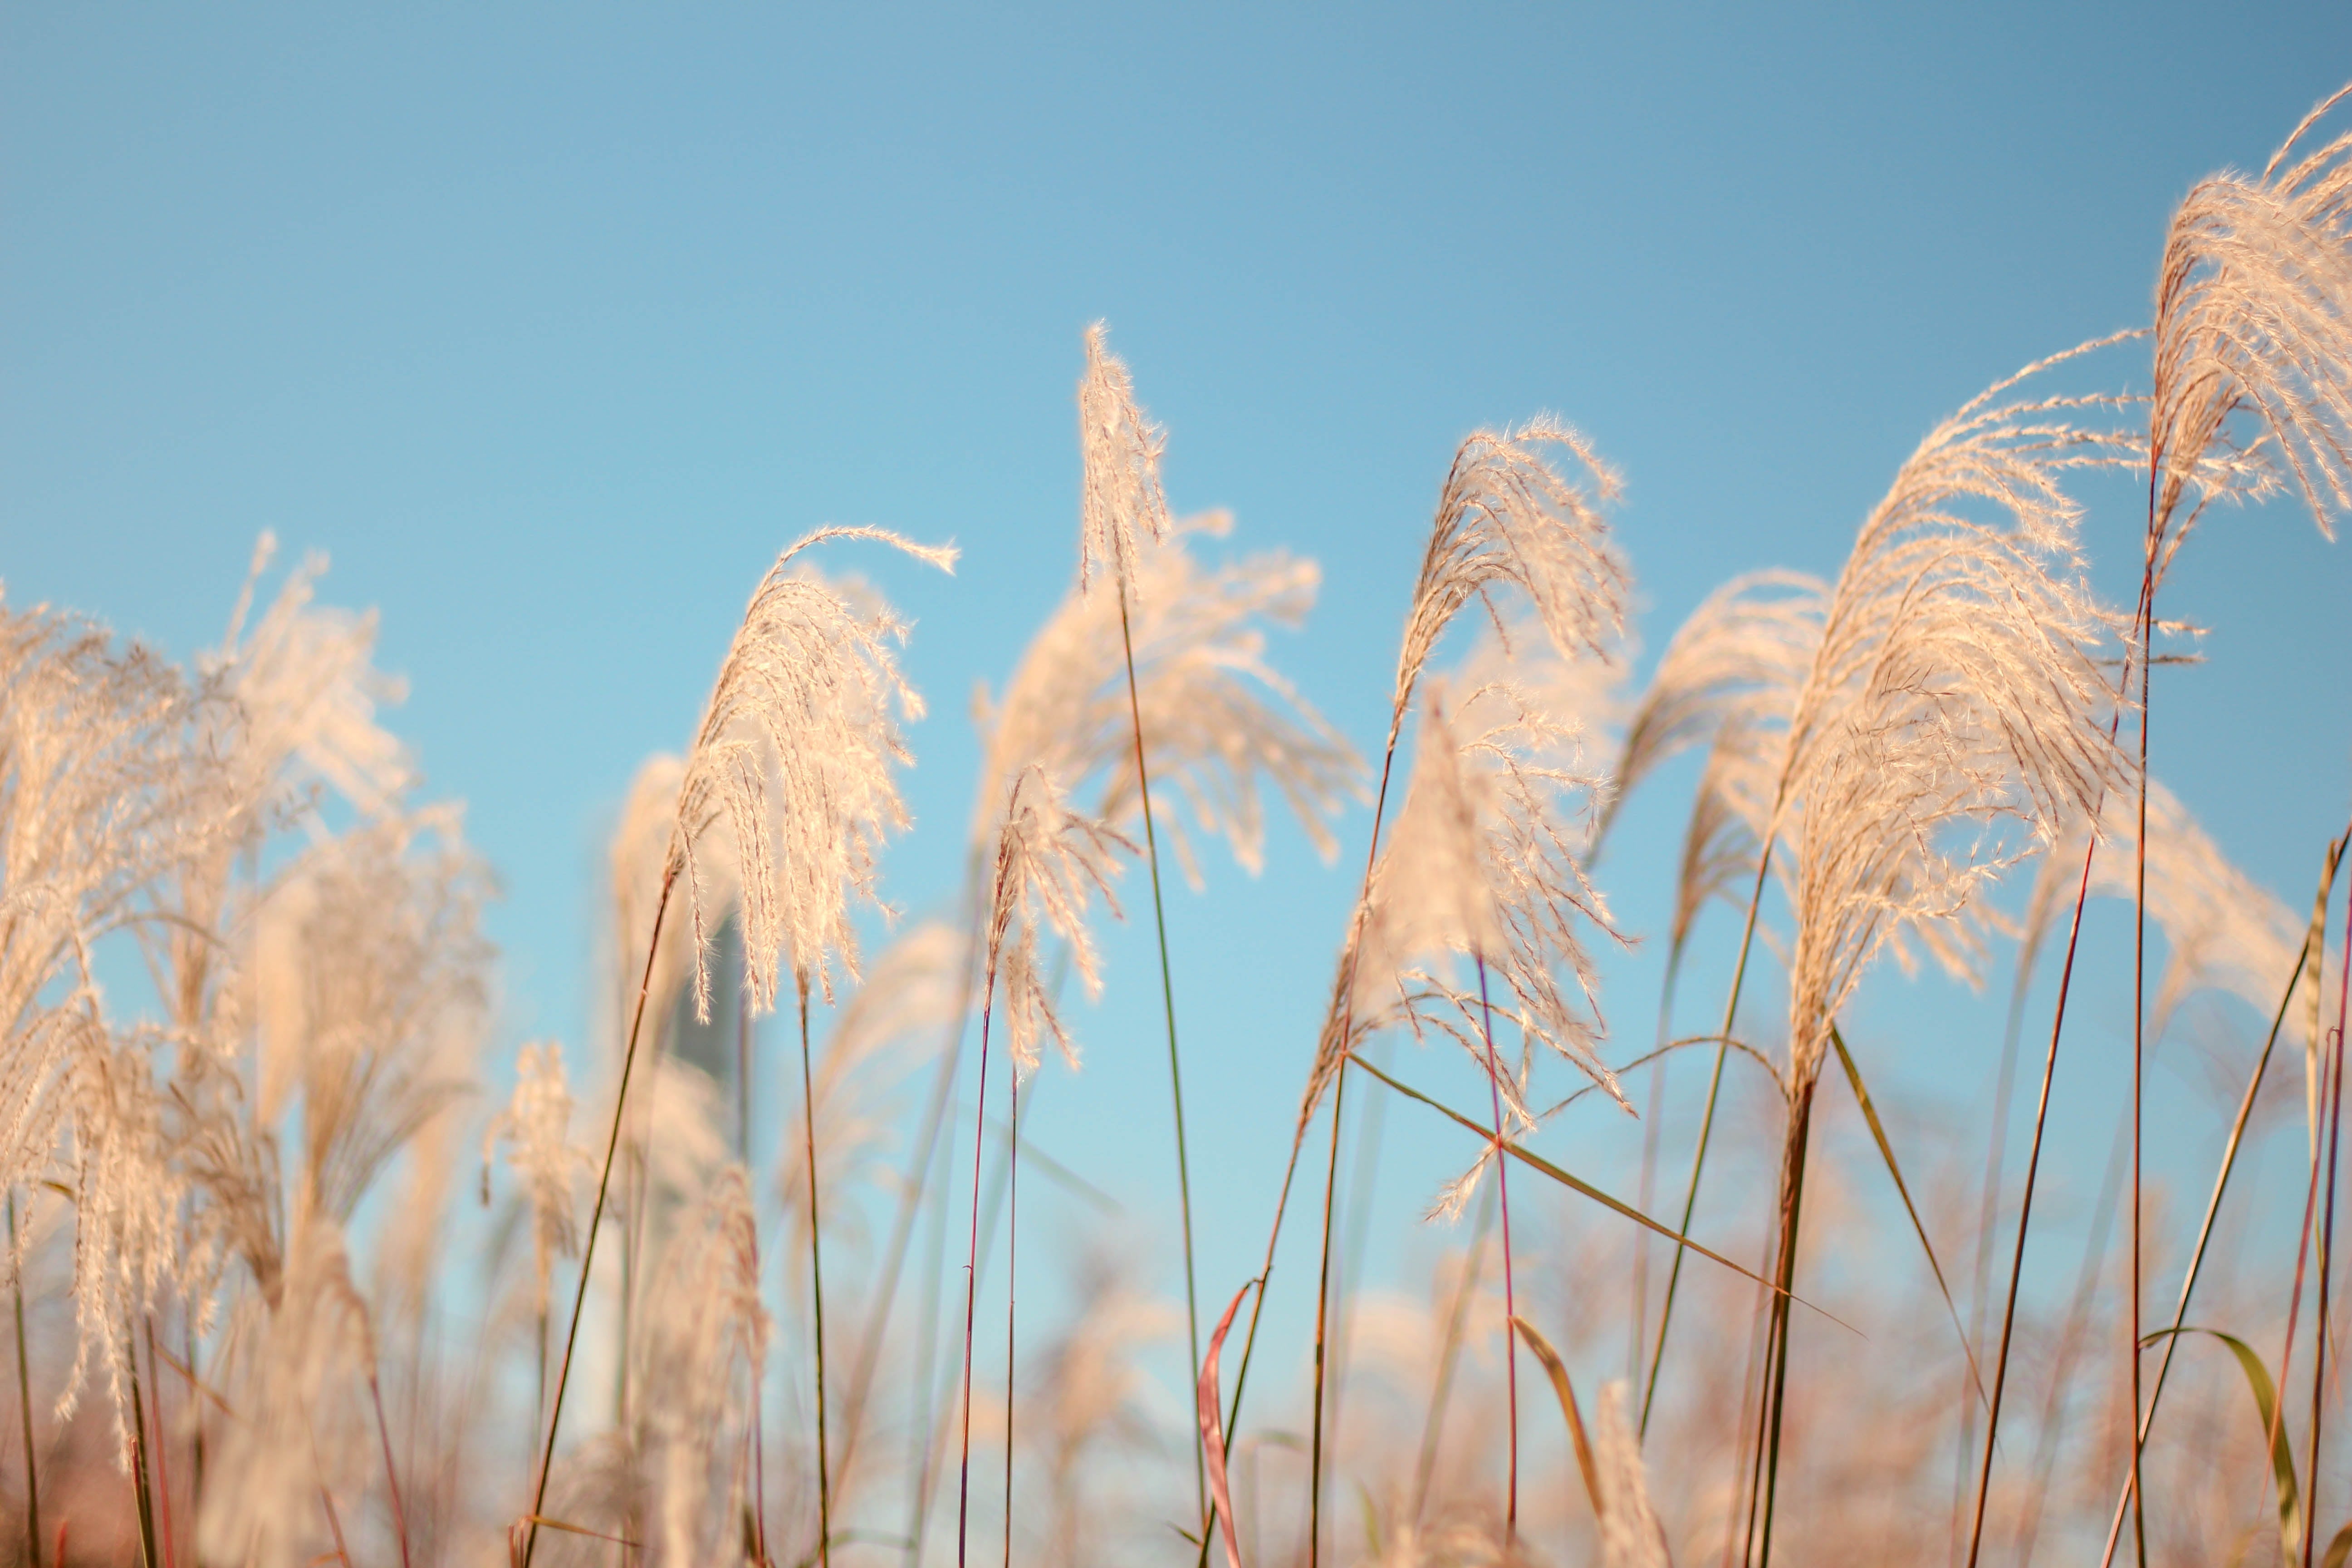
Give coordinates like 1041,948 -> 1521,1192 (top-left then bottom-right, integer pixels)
10,0 -> 2352,1519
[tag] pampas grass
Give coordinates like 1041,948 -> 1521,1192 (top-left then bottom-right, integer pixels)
25,82 -> 2352,1568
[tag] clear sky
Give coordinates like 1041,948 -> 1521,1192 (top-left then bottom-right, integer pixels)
10,0 -> 2352,1512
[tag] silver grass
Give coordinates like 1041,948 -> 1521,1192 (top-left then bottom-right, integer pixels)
1329,676 -> 1626,1165
1391,418 -> 1629,745
981,765 -> 1130,1081
250,805 -> 490,1227
1773,371 -> 2136,1087
1077,321 -> 1175,598
973,511 -> 1360,882
0,603 -> 239,1444
2149,85 -> 2352,569
672,526 -> 955,1019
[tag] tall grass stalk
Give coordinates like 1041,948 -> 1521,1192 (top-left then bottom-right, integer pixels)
2305,903 -> 2352,1568
1966,824 -> 2102,1568
9,1193 -> 38,1568
1473,957 -> 1519,1537
800,975 -> 831,1568
1630,940 -> 1686,1392
1112,583 -> 1207,1530
126,1331 -> 157,1568
1002,1066 -> 1019,1568
2095,827 -> 2342,1559
520,864 -> 674,1568
1747,1073 -> 1816,1568
955,922 -> 1005,1568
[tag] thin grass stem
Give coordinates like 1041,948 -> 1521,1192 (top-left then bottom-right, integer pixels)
1752,1076 -> 1817,1568
1307,1066 -> 1346,1568
1632,938 -> 1686,1392
799,976 -> 829,1568
1474,956 -> 1519,1539
126,1324 -> 157,1568
2096,831 -> 2340,1558
367,1369 -> 412,1568
1643,845 -> 1775,1439
955,932 -> 1005,1568
1001,1066 -> 1017,1568
521,863 -> 676,1568
1116,586 -> 1207,1532
1965,824 -> 2101,1568
10,1194 -> 39,1568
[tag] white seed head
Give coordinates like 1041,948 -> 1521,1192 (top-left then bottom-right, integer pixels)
1077,322 -> 1174,598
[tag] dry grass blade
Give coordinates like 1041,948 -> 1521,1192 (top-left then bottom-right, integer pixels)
1199,1279 -> 1259,1568
1827,1026 -> 1986,1410
1509,1314 -> 1598,1519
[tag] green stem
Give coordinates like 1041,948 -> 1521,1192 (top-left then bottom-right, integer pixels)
1115,586 -> 1205,1530
1751,1074 -> 1818,1568
1308,1064 -> 1346,1568
1474,957 -> 1518,1539
800,977 -> 828,1568
10,1194 -> 39,1568
1642,843 -> 1775,1438
522,863 -> 675,1568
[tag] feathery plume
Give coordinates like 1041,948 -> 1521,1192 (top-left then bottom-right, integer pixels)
1392,419 -> 1629,740
1077,322 -> 1174,597
673,527 -> 956,1019
980,766 -> 1130,1081
2149,85 -> 2352,570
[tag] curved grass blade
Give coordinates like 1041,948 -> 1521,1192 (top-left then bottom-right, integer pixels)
1200,1279 -> 1259,1568
1510,1314 -> 1599,1521
2141,1328 -> 2299,1565
2323,1524 -> 2352,1568
1829,1025 -> 1988,1410
1347,1054 -> 1850,1328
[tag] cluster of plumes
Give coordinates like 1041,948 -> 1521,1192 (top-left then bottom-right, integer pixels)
1303,420 -> 1630,1137
2149,86 -> 2352,571
671,525 -> 955,1019
974,511 -> 1362,882
979,766 -> 1131,1079
0,530 -> 490,1486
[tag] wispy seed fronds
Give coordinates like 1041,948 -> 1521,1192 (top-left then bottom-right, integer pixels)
1077,322 -> 1174,598
2151,83 -> 2352,565
1392,419 -> 1630,742
1602,569 -> 1828,848
1775,359 -> 2136,1084
1328,677 -> 1627,1161
974,511 -> 1363,880
672,526 -> 956,1018
981,765 -> 1131,1079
